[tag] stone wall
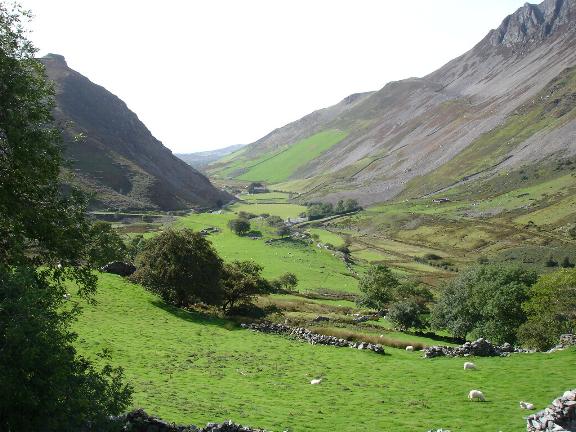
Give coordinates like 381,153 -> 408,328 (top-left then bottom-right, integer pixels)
526,389 -> 576,431
424,338 -> 532,358
241,322 -> 385,354
111,409 -> 267,432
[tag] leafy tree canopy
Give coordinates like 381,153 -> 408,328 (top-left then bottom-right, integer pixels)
357,264 -> 399,310
133,229 -> 224,307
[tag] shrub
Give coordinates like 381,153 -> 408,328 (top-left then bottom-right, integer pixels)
387,299 -> 426,331
238,211 -> 257,220
228,218 -> 251,236
221,260 -> 272,313
86,221 -> 127,267
430,265 -> 537,344
274,272 -> 298,292
133,229 -> 224,307
266,215 -> 284,227
517,268 -> 576,350
277,225 -> 291,238
357,264 -> 399,310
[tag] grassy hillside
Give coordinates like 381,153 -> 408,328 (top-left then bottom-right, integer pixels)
212,130 -> 347,183
73,274 -> 576,431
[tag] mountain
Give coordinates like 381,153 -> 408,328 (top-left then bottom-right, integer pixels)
209,0 -> 576,205
42,54 -> 231,211
176,144 -> 245,171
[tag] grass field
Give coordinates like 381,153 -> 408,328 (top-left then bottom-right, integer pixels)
231,202 -> 307,219
236,130 -> 348,183
73,274 -> 576,432
174,210 -> 361,294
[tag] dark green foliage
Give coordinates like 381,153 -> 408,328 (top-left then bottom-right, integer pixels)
518,269 -> 576,350
133,229 -> 224,307
0,6 -> 132,429
387,299 -> 426,331
569,225 -> 576,240
86,221 -> 127,267
228,218 -> 251,235
395,282 -> 433,309
275,272 -> 298,292
561,256 -> 574,268
306,202 -> 334,220
221,260 -> 272,313
430,265 -> 537,344
276,225 -> 291,238
0,266 -> 132,432
546,255 -> 559,267
266,215 -> 284,227
357,264 -> 399,310
126,234 -> 147,261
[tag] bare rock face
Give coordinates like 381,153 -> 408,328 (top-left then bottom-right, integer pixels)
488,0 -> 576,47
42,54 -> 232,211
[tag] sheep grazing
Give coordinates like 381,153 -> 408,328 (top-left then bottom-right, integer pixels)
310,378 -> 322,385
468,390 -> 485,401
463,361 -> 476,370
405,345 -> 414,352
519,401 -> 535,410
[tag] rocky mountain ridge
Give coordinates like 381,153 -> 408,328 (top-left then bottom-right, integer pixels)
210,0 -> 576,205
42,54 -> 231,210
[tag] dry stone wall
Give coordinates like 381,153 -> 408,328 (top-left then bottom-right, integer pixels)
241,322 -> 385,354
526,389 -> 576,431
424,338 -> 532,358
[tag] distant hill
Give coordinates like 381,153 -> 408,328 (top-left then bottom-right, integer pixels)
209,0 -> 576,205
42,54 -> 231,211
176,144 -> 244,171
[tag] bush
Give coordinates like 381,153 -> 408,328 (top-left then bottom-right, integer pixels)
86,221 -> 127,267
133,229 -> 224,307
266,215 -> 284,227
517,268 -> 576,350
228,218 -> 251,236
430,265 -> 537,344
221,260 -> 272,313
237,211 -> 257,220
277,225 -> 291,238
387,299 -> 426,331
274,272 -> 298,292
357,264 -> 399,310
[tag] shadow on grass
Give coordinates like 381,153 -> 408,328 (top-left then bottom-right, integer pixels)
150,299 -> 242,331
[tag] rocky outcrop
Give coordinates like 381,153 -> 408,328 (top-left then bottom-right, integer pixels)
526,389 -> 576,431
241,322 -> 385,354
424,338 -> 532,358
111,409 -> 267,432
100,261 -> 136,277
488,0 -> 576,48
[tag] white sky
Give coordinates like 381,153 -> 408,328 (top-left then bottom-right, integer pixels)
20,0 -> 528,153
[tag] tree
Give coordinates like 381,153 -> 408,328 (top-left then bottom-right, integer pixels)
0,267 -> 132,431
561,256 -> 574,268
275,272 -> 298,292
0,5 -> 132,429
266,215 -> 284,227
126,234 -> 146,261
228,218 -> 250,236
387,299 -> 425,331
335,200 -> 345,214
357,264 -> 400,309
86,221 -> 127,267
517,269 -> 576,350
221,260 -> 272,313
277,224 -> 291,238
545,255 -> 559,267
132,229 -> 224,307
344,198 -> 360,212
430,265 -> 537,343
395,281 -> 433,309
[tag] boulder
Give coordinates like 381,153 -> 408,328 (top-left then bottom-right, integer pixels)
100,261 -> 136,276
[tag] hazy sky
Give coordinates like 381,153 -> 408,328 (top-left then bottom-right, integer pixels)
20,0 -> 528,153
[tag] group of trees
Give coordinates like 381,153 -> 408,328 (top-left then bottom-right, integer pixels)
306,199 -> 360,221
358,263 -> 575,350
132,228 -> 298,313
357,265 -> 432,331
0,5 -> 132,430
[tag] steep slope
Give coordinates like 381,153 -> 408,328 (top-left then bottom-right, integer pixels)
210,0 -> 576,205
43,54 -> 231,210
176,144 -> 244,171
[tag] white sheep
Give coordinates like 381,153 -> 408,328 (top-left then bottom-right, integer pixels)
310,378 -> 322,385
519,401 -> 535,410
405,345 -> 414,352
463,361 -> 476,370
468,390 -> 485,401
